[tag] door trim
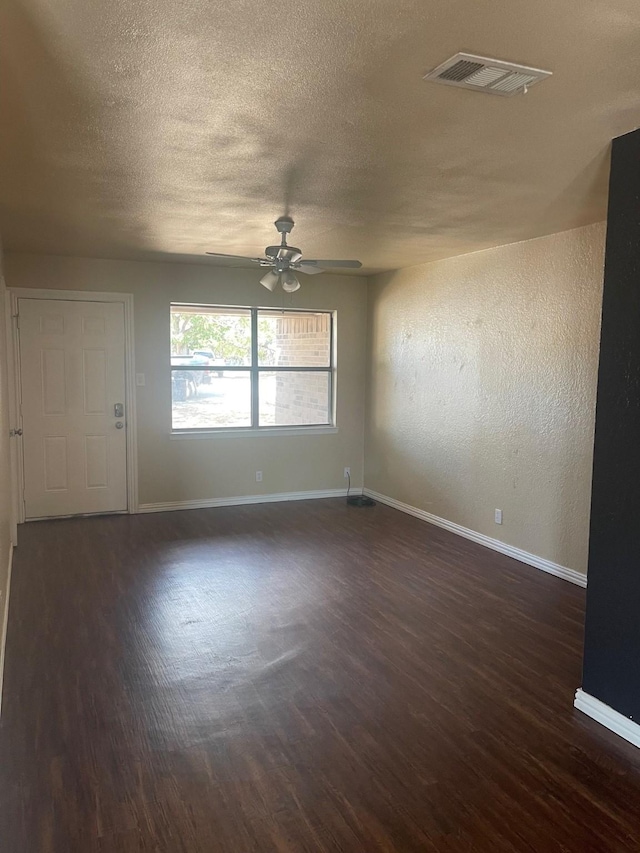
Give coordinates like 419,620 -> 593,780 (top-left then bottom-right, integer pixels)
7,289 -> 138,522
4,287 -> 20,544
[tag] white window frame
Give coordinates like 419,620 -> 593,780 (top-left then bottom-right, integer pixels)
170,304 -> 337,438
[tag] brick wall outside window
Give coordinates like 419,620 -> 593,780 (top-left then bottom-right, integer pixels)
274,314 -> 331,425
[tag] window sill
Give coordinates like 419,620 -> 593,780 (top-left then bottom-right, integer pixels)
170,426 -> 339,440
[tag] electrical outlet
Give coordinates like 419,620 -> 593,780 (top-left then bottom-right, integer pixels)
255,471 -> 263,483
495,508 -> 503,525
344,467 -> 351,479
136,373 -> 146,386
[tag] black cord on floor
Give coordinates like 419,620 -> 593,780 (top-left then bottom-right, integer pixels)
345,470 -> 376,508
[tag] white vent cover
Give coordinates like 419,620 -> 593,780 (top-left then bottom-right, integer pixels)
423,53 -> 552,97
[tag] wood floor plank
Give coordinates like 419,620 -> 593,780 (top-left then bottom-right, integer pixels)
1,499 -> 639,851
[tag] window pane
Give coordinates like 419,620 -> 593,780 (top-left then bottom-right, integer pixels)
259,371 -> 331,426
258,311 -> 331,367
172,370 -> 251,429
171,305 -> 251,366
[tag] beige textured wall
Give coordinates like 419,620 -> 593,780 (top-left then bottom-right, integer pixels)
0,243 -> 13,658
365,223 -> 606,575
4,253 -> 367,506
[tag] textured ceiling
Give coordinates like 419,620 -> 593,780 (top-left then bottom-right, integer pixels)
0,0 -> 639,273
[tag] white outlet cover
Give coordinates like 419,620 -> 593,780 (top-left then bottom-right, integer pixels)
136,373 -> 146,386
495,509 -> 503,524
256,471 -> 263,482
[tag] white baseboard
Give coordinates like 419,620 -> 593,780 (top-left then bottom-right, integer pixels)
138,487 -> 350,514
363,488 -> 587,588
0,543 -> 14,718
574,689 -> 640,748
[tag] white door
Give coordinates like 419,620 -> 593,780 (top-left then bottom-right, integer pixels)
18,298 -> 128,519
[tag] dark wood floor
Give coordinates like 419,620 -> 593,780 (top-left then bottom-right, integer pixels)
1,500 -> 640,851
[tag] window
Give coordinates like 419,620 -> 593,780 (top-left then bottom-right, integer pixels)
170,305 -> 334,432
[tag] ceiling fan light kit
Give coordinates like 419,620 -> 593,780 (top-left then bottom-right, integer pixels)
259,270 -> 280,291
281,271 -> 301,293
206,217 -> 362,292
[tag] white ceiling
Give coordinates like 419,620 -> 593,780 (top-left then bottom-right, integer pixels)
1,0 -> 638,273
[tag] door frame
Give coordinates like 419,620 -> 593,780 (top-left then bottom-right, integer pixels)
6,288 -> 138,523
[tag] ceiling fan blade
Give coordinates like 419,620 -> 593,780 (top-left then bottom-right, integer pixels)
205,252 -> 265,264
297,259 -> 362,269
295,259 -> 363,275
295,264 -> 325,275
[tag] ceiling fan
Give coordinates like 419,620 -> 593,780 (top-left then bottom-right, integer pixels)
206,217 -> 362,292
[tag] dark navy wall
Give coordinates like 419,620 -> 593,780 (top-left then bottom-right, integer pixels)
582,127 -> 640,720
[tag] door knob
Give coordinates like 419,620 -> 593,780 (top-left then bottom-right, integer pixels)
115,422 -> 124,429
9,428 -> 23,437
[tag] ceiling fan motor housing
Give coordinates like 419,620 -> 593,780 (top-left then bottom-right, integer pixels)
265,245 -> 302,262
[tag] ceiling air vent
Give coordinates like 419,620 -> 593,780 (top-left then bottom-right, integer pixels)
424,53 -> 552,97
